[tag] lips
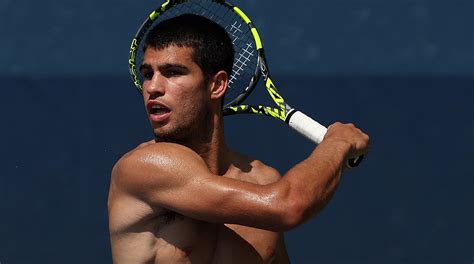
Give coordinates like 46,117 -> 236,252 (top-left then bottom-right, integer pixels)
147,101 -> 171,122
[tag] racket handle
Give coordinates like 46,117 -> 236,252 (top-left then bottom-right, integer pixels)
286,110 -> 363,168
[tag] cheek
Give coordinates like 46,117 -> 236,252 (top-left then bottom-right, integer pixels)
174,83 -> 208,105
177,92 -> 209,121
142,93 -> 148,109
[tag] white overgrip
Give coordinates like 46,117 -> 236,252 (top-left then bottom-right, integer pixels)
287,110 -> 327,144
287,110 -> 364,168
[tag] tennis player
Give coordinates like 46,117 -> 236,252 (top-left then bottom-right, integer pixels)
108,14 -> 369,264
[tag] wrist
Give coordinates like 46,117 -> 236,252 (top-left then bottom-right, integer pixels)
321,138 -> 352,154
313,138 -> 353,168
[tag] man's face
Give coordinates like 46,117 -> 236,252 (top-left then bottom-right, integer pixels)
140,45 -> 211,142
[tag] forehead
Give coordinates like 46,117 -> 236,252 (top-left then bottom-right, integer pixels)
142,45 -> 197,66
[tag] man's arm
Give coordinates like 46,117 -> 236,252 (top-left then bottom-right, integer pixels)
276,122 -> 369,226
112,123 -> 369,231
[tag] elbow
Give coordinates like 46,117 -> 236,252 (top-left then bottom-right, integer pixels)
270,184 -> 307,231
279,199 -> 306,231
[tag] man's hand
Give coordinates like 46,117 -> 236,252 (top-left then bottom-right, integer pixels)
324,122 -> 370,161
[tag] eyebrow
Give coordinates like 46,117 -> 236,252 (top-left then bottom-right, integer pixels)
139,63 -> 152,74
139,63 -> 189,73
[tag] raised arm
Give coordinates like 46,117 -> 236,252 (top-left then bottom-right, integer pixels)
112,123 -> 369,231
113,142 -> 293,231
276,122 -> 369,226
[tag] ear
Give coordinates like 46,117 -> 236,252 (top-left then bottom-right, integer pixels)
209,70 -> 229,101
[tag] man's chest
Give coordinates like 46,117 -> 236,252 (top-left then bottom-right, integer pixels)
226,223 -> 280,261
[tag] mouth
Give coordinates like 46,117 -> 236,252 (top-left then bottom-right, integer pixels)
147,102 -> 171,122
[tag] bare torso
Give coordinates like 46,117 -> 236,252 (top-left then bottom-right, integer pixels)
108,143 -> 290,264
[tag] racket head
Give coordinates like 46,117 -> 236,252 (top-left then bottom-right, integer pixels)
128,0 -> 263,108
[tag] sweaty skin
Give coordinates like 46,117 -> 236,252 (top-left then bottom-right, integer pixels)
108,45 -> 369,263
109,142 -> 290,263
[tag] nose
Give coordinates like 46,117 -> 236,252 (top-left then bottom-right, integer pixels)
144,72 -> 165,96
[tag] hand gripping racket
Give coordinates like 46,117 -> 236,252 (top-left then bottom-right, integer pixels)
128,0 -> 364,167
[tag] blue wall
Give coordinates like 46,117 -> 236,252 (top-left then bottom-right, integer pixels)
1,0 -> 472,75
1,0 -> 472,263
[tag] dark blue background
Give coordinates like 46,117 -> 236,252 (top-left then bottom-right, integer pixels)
1,0 -> 473,263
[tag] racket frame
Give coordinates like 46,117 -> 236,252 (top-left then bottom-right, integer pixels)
128,0 -> 363,167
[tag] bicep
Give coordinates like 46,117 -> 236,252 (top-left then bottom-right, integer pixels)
156,172 -> 280,227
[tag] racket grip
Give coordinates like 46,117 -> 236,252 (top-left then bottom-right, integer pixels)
286,110 -> 363,168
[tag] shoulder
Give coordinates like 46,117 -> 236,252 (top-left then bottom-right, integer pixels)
250,159 -> 282,185
230,151 -> 282,185
115,141 -> 204,171
123,140 -> 198,159
111,142 -> 208,195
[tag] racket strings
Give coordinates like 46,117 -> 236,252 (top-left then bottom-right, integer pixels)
224,18 -> 258,106
135,0 -> 258,107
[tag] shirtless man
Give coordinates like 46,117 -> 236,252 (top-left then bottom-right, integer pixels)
108,14 -> 369,264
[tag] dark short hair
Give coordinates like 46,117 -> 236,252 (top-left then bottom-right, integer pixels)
144,14 -> 234,79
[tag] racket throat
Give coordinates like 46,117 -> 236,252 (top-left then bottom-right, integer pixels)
284,108 -> 297,124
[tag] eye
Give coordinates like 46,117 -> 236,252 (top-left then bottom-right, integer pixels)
163,69 -> 183,78
141,70 -> 153,80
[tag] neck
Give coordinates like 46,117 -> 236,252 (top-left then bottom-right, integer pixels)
156,111 -> 231,175
191,113 -> 232,175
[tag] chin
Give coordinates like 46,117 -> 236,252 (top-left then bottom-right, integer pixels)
151,114 -> 206,142
152,126 -> 189,142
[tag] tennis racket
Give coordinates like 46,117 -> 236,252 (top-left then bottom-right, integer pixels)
128,0 -> 363,167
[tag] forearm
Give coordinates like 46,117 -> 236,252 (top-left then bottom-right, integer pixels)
279,139 -> 351,225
